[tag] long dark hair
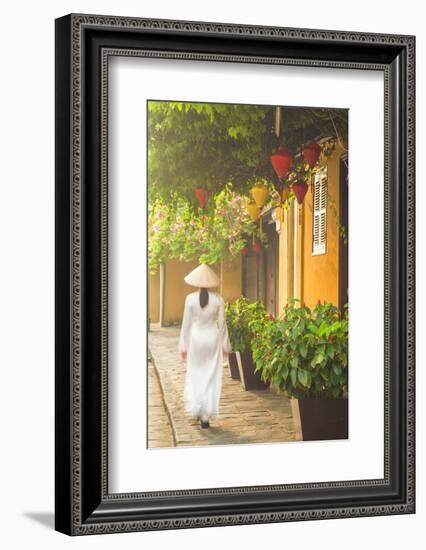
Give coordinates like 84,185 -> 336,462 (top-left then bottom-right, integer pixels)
199,287 -> 209,308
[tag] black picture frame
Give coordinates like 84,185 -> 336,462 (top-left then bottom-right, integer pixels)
55,13 -> 415,535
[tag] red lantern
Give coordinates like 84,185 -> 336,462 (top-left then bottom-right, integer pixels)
270,146 -> 293,179
302,140 -> 321,168
195,187 -> 209,208
252,241 -> 263,254
292,181 -> 309,204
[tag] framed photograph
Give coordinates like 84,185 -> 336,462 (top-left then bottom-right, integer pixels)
55,14 -> 415,535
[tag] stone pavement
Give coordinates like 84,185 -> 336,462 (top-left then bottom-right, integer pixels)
148,324 -> 296,448
147,357 -> 175,448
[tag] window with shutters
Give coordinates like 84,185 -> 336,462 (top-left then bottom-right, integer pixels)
312,168 -> 328,255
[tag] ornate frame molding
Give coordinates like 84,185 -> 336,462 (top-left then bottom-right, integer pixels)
55,14 -> 415,535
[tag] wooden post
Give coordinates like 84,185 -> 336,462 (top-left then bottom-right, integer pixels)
291,398 -> 303,441
159,262 -> 166,327
275,106 -> 281,137
297,202 -> 304,305
288,200 -> 295,299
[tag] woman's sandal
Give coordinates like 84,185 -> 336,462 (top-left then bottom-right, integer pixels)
200,420 -> 210,429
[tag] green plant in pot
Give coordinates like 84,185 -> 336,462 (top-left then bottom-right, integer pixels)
250,299 -> 348,440
225,297 -> 269,389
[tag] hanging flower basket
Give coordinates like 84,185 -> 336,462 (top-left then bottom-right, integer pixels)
270,146 -> 293,179
292,181 -> 309,204
302,140 -> 321,168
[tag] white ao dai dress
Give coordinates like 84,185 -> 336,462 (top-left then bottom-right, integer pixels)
178,291 -> 232,419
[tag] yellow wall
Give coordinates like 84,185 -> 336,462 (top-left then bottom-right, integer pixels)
148,257 -> 243,325
163,259 -> 199,324
276,145 -> 344,313
220,256 -> 242,303
296,200 -> 305,303
301,147 -> 342,308
278,206 -> 290,313
148,271 -> 160,323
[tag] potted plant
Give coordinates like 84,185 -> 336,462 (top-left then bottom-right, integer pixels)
225,297 -> 269,390
250,300 -> 348,440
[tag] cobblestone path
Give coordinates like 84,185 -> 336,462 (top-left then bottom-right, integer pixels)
148,325 -> 296,448
147,357 -> 175,448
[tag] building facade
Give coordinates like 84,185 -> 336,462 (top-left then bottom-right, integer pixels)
149,143 -> 348,325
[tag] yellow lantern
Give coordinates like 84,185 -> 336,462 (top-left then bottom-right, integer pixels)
246,201 -> 260,244
246,201 -> 260,222
250,184 -> 269,239
250,183 -> 269,209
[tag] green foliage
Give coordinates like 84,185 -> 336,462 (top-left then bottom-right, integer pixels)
279,107 -> 348,155
225,297 -> 268,353
147,102 -> 349,255
148,101 -> 276,199
147,101 -> 348,200
250,300 -> 349,399
148,184 -> 257,273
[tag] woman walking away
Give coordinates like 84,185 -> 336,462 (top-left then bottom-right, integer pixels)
178,264 -> 232,429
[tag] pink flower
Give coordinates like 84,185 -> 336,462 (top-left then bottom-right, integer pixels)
153,224 -> 160,232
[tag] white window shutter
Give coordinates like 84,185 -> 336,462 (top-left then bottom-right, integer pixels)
312,168 -> 327,255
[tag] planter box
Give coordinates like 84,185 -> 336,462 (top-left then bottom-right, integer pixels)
236,351 -> 269,391
298,398 -> 348,441
228,352 -> 241,380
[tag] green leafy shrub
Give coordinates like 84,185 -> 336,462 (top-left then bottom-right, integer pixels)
225,297 -> 267,353
250,300 -> 348,399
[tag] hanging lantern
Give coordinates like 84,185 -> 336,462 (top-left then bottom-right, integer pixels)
195,187 -> 209,208
250,184 -> 269,238
246,201 -> 260,245
302,140 -> 321,168
246,201 -> 260,222
270,146 -> 293,179
250,183 -> 269,209
252,240 -> 263,254
292,181 -> 309,204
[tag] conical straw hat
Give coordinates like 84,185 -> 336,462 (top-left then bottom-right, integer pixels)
184,263 -> 220,288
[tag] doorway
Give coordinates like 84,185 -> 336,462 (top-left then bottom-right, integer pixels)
263,219 -> 279,317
